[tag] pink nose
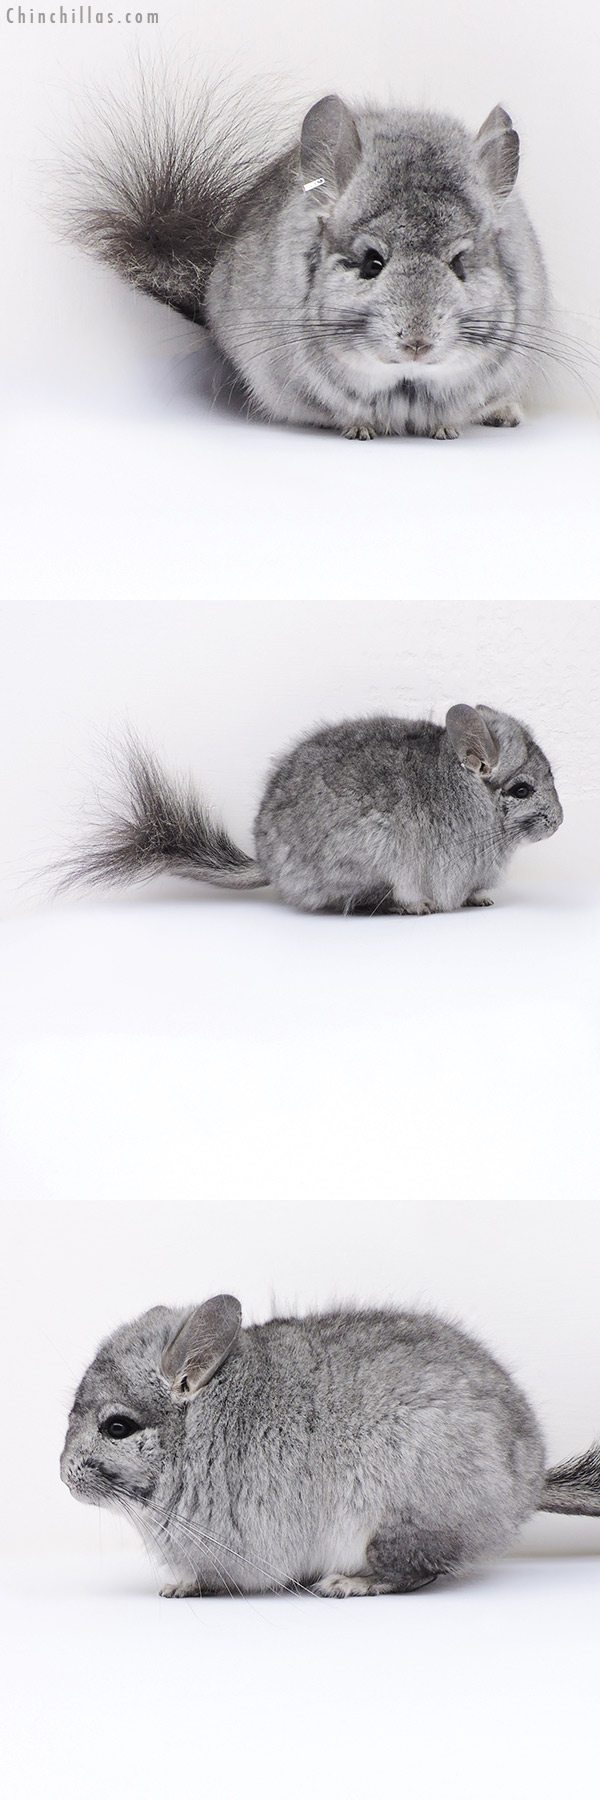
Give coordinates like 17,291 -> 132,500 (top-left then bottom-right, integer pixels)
402,339 -> 433,359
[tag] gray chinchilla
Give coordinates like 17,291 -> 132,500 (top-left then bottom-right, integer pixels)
63,83 -> 549,436
61,1298 -> 600,1597
55,705 -> 563,915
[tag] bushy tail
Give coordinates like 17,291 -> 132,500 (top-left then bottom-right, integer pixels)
54,740 -> 266,893
60,72 -> 279,323
538,1444 -> 600,1516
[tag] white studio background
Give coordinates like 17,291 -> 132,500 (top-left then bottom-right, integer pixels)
0,0 -> 599,401
1,595 -> 598,910
2,1196 -> 600,1560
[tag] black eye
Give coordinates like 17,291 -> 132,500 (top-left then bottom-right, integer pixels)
101,1415 -> 139,1440
450,253 -> 466,281
359,249 -> 385,280
506,782 -> 533,800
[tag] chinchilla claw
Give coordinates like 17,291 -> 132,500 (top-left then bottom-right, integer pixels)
159,1581 -> 202,1599
344,423 -> 377,439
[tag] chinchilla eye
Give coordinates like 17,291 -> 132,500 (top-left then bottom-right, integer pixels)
100,1414 -> 139,1440
359,249 -> 385,280
506,781 -> 533,800
450,253 -> 466,281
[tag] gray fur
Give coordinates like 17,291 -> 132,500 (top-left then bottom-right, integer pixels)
55,705 -> 563,915
60,1300 -> 600,1598
64,85 -> 550,435
60,76 -> 278,327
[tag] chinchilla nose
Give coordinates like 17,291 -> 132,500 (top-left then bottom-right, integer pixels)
542,796 -> 563,836
60,1446 -> 75,1487
401,337 -> 433,359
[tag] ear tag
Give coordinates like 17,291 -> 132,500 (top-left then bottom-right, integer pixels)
303,177 -> 326,192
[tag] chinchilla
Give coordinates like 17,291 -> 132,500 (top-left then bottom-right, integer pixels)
54,706 -> 563,915
61,1297 -> 600,1598
63,81 -> 550,437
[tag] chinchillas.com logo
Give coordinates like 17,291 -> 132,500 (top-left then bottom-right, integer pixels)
6,6 -> 159,21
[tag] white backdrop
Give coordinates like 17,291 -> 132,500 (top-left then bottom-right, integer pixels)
1,0 -> 599,399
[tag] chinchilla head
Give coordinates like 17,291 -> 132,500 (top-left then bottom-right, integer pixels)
60,1296 -> 242,1511
299,97 -> 524,394
445,704 -> 563,844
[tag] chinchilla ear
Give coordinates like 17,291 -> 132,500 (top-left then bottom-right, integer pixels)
475,106 -> 520,200
161,1295 -> 242,1401
445,705 -> 500,778
300,95 -> 362,207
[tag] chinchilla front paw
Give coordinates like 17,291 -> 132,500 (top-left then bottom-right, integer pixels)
160,1580 -> 202,1598
431,424 -> 461,440
344,423 -> 378,440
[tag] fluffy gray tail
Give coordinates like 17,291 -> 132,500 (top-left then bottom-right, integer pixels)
54,741 -> 266,893
60,73 -> 278,323
538,1444 -> 600,1515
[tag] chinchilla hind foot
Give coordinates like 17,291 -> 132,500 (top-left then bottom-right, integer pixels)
313,1573 -> 397,1597
480,404 -> 523,427
313,1570 -> 440,1597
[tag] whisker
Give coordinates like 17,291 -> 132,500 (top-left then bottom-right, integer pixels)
459,320 -> 600,375
458,327 -> 600,406
137,1497 -> 319,1599
111,1486 -> 242,1604
367,887 -> 395,918
118,1494 -> 175,1592
139,1500 -> 289,1616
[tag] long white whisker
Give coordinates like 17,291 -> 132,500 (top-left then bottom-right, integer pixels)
137,1498 -> 318,1599
113,1485 -> 243,1603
